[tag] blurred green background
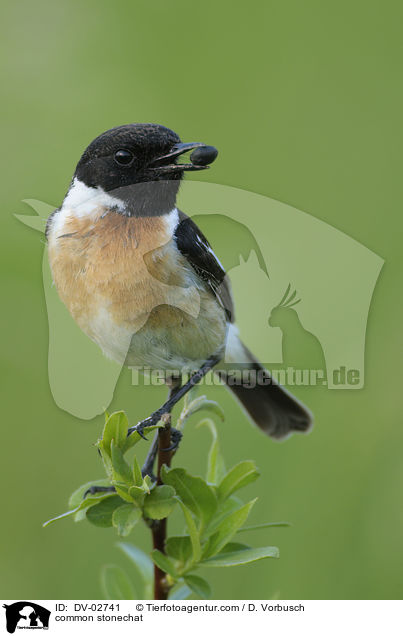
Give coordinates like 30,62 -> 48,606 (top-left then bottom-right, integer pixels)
1,0 -> 402,600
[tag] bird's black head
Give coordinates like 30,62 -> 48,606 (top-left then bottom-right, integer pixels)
72,123 -> 217,216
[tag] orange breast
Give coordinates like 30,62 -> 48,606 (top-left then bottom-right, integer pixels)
49,208 -> 203,333
48,207 -> 227,368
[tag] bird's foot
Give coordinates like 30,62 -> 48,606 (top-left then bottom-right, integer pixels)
127,413 -> 161,439
161,427 -> 183,452
84,485 -> 116,499
141,465 -> 158,482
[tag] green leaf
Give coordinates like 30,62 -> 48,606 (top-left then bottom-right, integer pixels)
132,456 -> 143,486
43,490 -> 116,527
73,491 -> 116,522
98,445 -> 114,481
43,508 -> 80,527
184,574 -> 211,599
178,395 -> 224,429
128,475 -> 151,503
217,461 -> 260,501
219,541 -> 251,553
203,499 -> 256,558
177,500 -> 201,563
202,545 -> 280,567
197,399 -> 225,420
86,496 -> 125,528
128,486 -> 146,505
142,475 -> 152,494
151,550 -> 178,578
117,543 -> 153,599
203,496 -> 243,538
162,466 -> 217,529
169,584 -> 192,600
166,536 -> 193,565
101,565 -> 136,599
68,479 -> 111,509
143,485 -> 176,520
114,483 -> 135,504
237,521 -> 291,534
111,441 -> 133,486
102,411 -> 129,455
197,418 -> 226,485
122,424 -> 163,454
183,384 -> 199,408
112,505 -> 141,537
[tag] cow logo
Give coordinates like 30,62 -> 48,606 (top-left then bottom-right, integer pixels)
2,602 -> 50,633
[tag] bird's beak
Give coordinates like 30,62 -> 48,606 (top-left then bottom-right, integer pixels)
150,142 -> 209,172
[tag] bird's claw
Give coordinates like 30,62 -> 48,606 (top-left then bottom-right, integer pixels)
127,416 -> 155,439
141,467 -> 158,482
83,485 -> 115,499
136,427 -> 148,441
162,428 -> 183,453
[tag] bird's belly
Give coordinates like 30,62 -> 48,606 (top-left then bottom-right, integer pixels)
47,209 -> 226,370
125,301 -> 227,371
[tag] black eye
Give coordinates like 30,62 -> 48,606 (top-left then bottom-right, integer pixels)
114,149 -> 134,166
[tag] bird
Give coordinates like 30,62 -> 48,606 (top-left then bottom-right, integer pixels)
46,123 -> 312,458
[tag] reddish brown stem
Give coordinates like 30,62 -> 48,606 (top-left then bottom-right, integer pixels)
152,412 -> 173,600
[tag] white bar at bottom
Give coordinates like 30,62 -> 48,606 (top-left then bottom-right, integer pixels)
1,600 -> 401,635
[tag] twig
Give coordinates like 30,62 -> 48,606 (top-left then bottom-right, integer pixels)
151,413 -> 172,600
151,379 -> 180,600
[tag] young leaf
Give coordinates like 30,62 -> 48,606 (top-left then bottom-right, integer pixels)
112,505 -> 141,537
184,574 -> 211,599
97,444 -> 114,481
102,411 -> 128,455
237,521 -> 291,534
142,475 -> 152,494
143,485 -> 176,520
166,536 -> 193,565
183,384 -> 199,408
73,491 -> 117,522
203,496 -> 243,538
122,424 -> 162,454
86,496 -> 125,528
161,466 -> 217,529
151,550 -> 178,578
178,395 -> 224,429
169,583 -> 192,600
44,491 -> 116,527
111,441 -> 133,486
68,479 -> 111,509
132,456 -> 143,487
128,486 -> 146,506
43,508 -> 81,527
101,564 -> 136,600
114,483 -> 135,504
176,500 -> 201,563
117,543 -> 153,599
217,460 -> 260,501
197,418 -> 226,485
219,541 -> 251,553
203,499 -> 256,558
201,545 -> 279,567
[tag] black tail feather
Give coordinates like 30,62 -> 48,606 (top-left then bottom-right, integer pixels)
217,342 -> 313,440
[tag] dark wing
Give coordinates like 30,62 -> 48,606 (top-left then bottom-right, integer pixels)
174,209 -> 235,322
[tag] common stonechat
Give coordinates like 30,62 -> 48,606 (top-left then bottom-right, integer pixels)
46,123 -> 312,450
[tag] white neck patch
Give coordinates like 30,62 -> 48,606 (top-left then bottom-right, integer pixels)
62,178 -> 126,218
48,179 -> 179,244
165,208 -> 179,235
